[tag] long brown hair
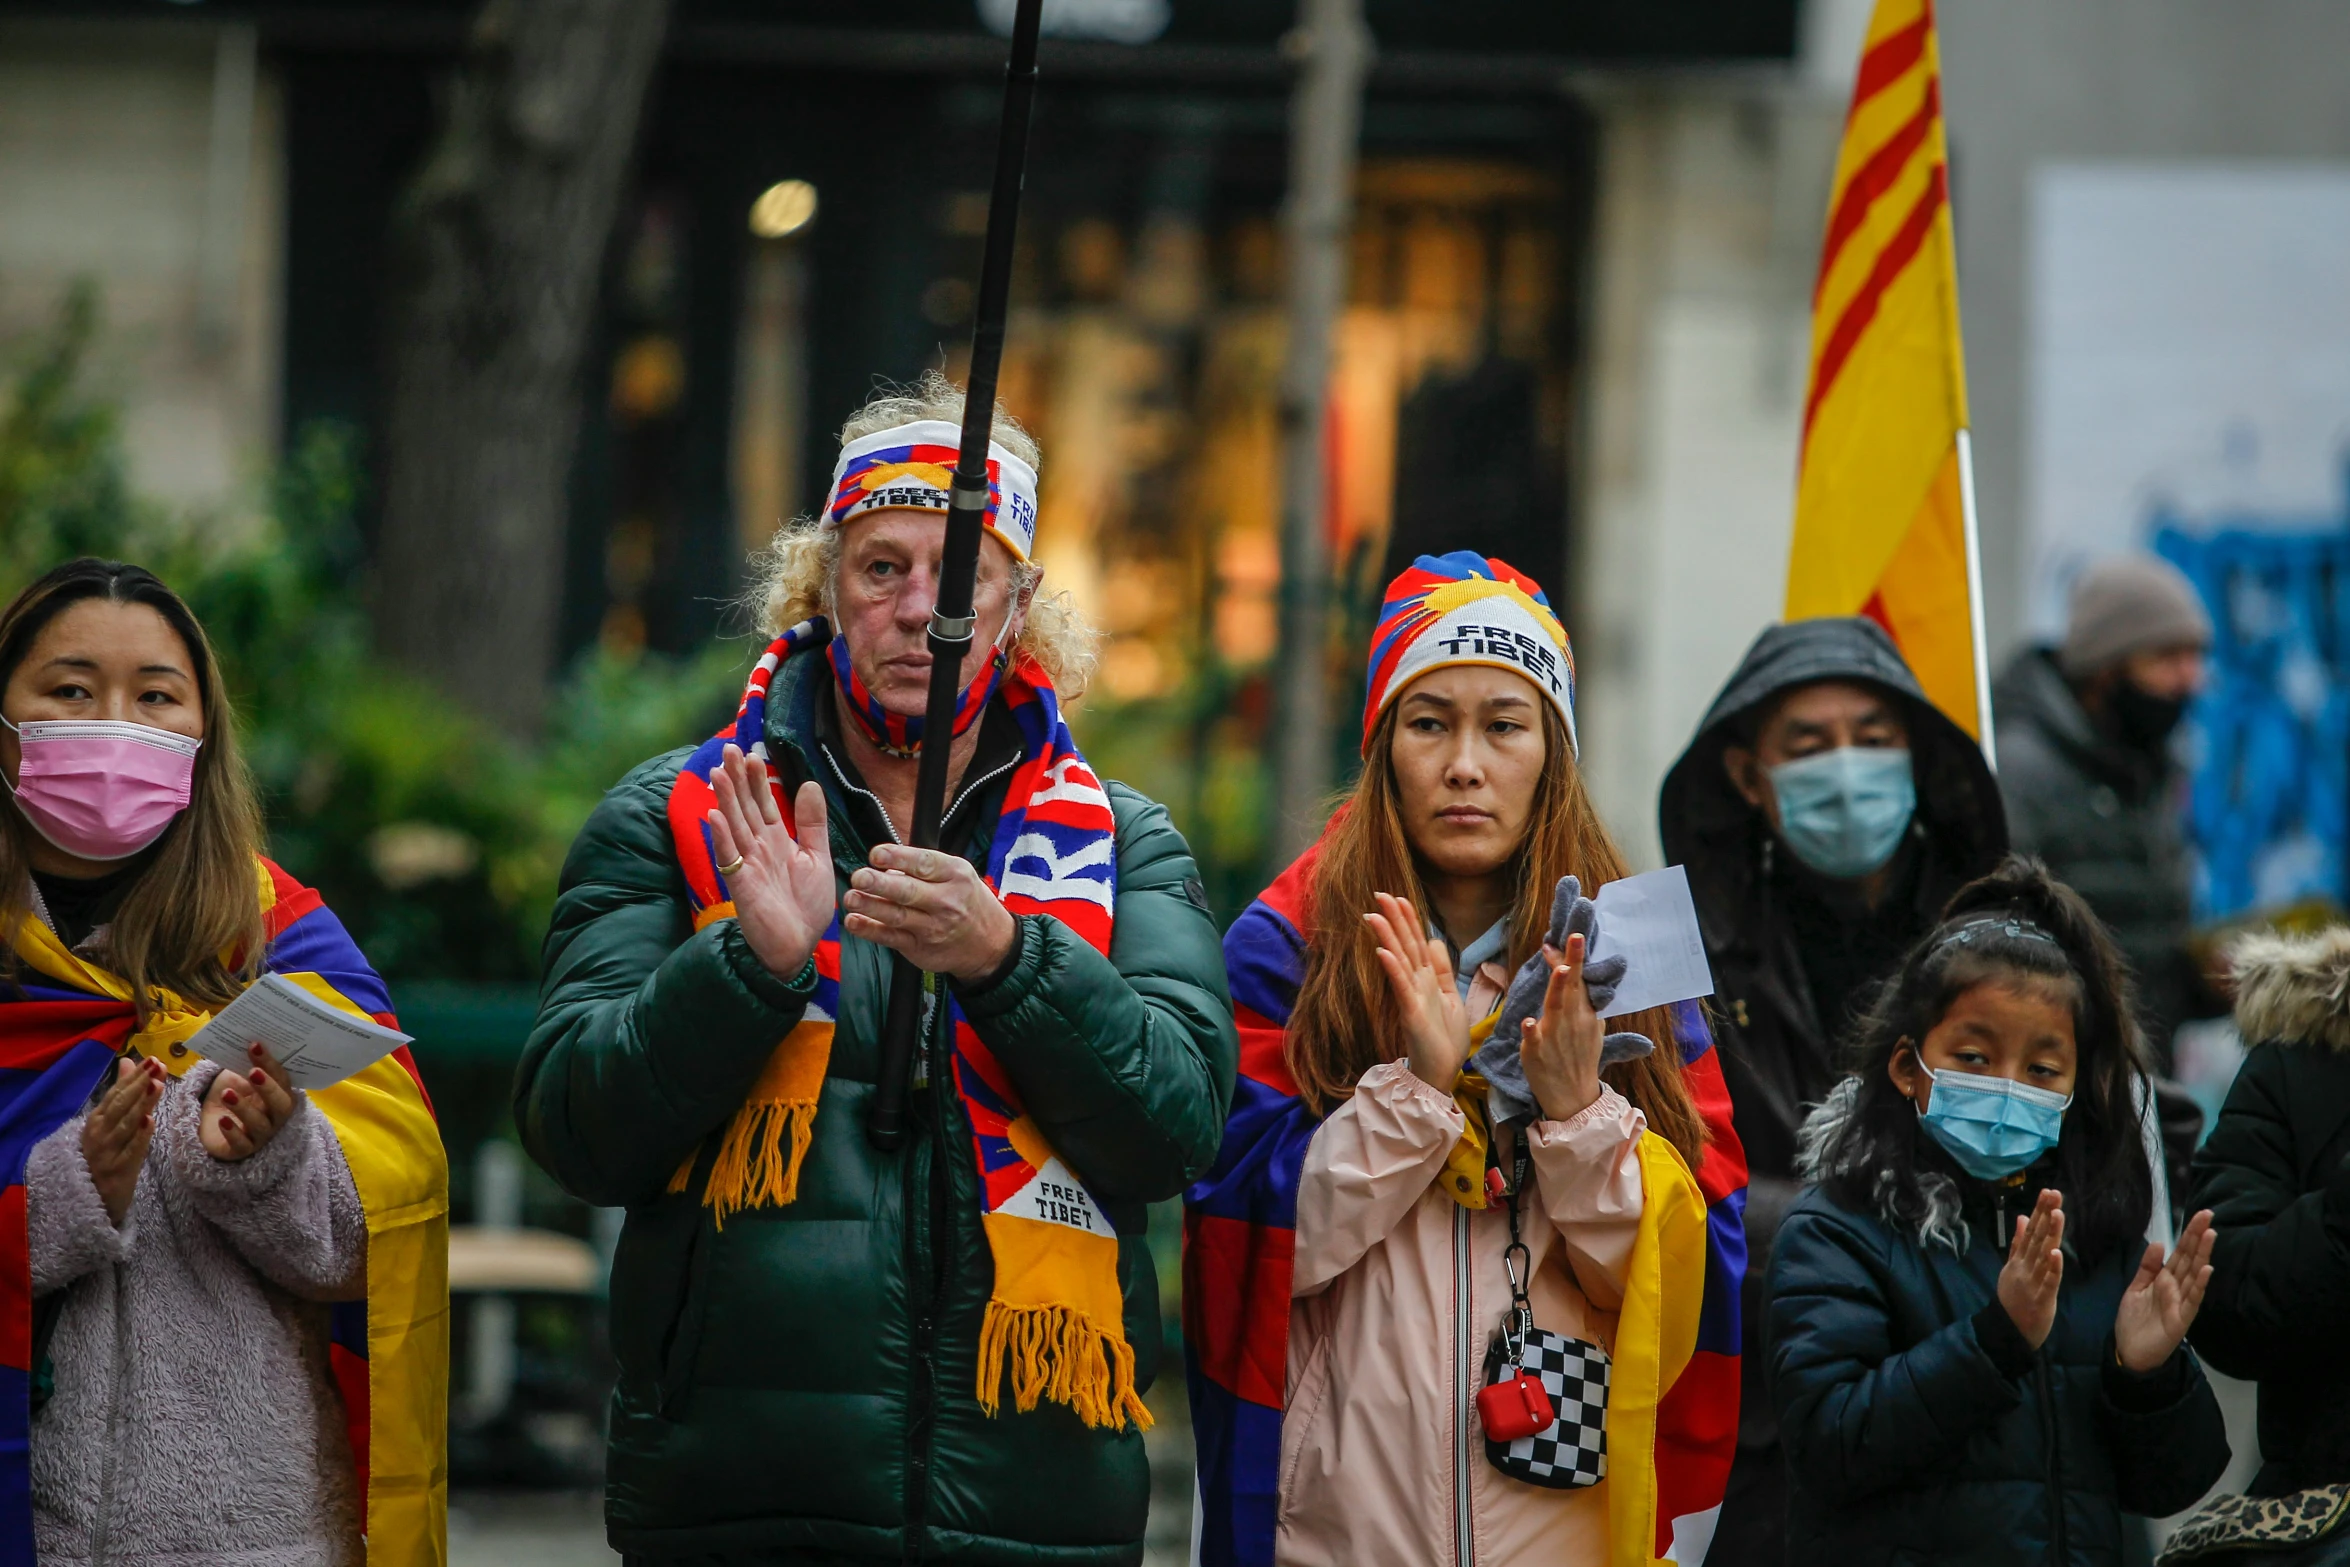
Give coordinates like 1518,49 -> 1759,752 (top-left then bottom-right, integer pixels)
0,559 -> 266,1016
1286,702 -> 1707,1168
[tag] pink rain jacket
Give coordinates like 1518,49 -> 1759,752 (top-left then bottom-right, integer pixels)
1277,1060 -> 1646,1567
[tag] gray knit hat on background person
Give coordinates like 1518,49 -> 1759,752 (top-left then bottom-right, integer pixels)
2059,554 -> 2214,676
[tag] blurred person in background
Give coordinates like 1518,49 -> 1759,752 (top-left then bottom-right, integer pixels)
1770,858 -> 2229,1567
0,558 -> 446,1566
1659,616 -> 2007,1564
2176,926 -> 2350,1565
1993,553 -> 2213,1071
515,375 -> 1235,1567
1185,554 -> 1745,1567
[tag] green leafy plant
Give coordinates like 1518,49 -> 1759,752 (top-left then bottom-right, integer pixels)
0,287 -> 745,980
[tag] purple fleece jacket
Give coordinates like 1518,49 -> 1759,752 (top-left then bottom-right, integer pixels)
25,1059 -> 369,1567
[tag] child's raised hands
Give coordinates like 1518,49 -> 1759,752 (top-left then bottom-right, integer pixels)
2115,1208 -> 2217,1373
1998,1188 -> 2066,1350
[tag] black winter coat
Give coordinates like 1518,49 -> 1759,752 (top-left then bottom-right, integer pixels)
1993,648 -> 2203,1064
2188,928 -> 2350,1498
1660,617 -> 2007,1451
514,647 -> 1239,1564
1770,1181 -> 2230,1567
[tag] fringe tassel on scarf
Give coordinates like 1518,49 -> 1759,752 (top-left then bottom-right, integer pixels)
977,1302 -> 1154,1431
666,1024 -> 827,1225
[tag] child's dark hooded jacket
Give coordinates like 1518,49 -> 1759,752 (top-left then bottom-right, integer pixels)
1769,1078 -> 2230,1567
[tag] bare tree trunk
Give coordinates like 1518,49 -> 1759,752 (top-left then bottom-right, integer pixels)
1270,0 -> 1372,865
375,0 -> 671,729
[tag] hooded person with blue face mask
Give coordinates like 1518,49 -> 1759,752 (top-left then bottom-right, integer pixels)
1659,616 -> 2007,1566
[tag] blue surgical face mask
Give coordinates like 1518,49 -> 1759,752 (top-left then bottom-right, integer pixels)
1766,746 -> 1916,879
1915,1066 -> 2071,1181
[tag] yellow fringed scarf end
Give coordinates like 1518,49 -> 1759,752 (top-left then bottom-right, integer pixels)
700,1097 -> 816,1229
975,1300 -> 1154,1433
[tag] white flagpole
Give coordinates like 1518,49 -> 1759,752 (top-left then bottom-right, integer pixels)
1956,426 -> 1996,770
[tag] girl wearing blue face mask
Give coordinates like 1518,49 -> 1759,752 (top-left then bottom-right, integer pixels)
1766,857 -> 2230,1567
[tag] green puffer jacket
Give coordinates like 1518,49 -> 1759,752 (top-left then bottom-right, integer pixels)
515,649 -> 1238,1565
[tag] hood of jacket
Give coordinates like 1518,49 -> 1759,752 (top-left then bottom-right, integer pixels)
1658,617 -> 2007,951
2233,926 -> 2350,1052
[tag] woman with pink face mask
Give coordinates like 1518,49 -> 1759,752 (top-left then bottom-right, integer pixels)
0,558 -> 447,1566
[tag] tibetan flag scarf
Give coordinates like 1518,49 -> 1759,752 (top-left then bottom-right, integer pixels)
665,620 -> 1148,1431
0,857 -> 447,1565
1182,841 -> 1751,1566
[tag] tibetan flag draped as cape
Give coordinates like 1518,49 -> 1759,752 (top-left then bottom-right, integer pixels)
1785,0 -> 1992,748
0,859 -> 448,1564
1183,846 -> 1749,1566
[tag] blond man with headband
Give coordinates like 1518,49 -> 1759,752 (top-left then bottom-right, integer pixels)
516,372 -> 1236,1566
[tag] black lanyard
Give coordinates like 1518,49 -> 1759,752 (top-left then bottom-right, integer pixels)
1497,1135 -> 1535,1363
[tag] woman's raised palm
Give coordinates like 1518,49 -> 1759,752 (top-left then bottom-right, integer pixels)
1365,891 -> 1472,1091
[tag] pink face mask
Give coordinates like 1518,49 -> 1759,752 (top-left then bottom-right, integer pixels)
3,717 -> 202,862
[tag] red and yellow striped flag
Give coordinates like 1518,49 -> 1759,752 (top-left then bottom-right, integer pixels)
1786,0 -> 1991,748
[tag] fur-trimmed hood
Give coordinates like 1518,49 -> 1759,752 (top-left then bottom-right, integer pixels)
2232,927 -> 2350,1052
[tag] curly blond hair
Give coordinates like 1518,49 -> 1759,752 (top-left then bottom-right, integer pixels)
752,373 -> 1099,699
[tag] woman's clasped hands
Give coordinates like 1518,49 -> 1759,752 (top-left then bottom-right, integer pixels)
1996,1188 -> 2218,1373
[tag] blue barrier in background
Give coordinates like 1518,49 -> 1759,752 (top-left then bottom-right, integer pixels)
2155,489 -> 2350,922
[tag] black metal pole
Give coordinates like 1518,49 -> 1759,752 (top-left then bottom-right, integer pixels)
867,0 -> 1044,1152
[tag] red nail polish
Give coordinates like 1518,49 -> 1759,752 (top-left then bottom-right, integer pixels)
222,1090 -> 238,1105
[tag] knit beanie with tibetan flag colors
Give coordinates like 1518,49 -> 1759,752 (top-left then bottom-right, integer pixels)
1363,551 -> 1577,755
827,418 -> 1041,562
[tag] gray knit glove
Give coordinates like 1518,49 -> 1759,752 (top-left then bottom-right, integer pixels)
1469,875 -> 1656,1125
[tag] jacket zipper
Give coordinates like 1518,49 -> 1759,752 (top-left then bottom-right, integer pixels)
823,734 -> 1017,1560
1453,1203 -> 1474,1567
2034,1353 -> 2068,1566
903,896 -> 981,1561
819,743 -> 1021,848
821,748 -> 906,846
89,1260 -> 131,1567
944,754 -> 1021,833
902,1006 -> 941,1562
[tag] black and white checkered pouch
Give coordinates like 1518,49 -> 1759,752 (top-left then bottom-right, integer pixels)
1482,1324 -> 1610,1489
1479,1140 -> 1610,1490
